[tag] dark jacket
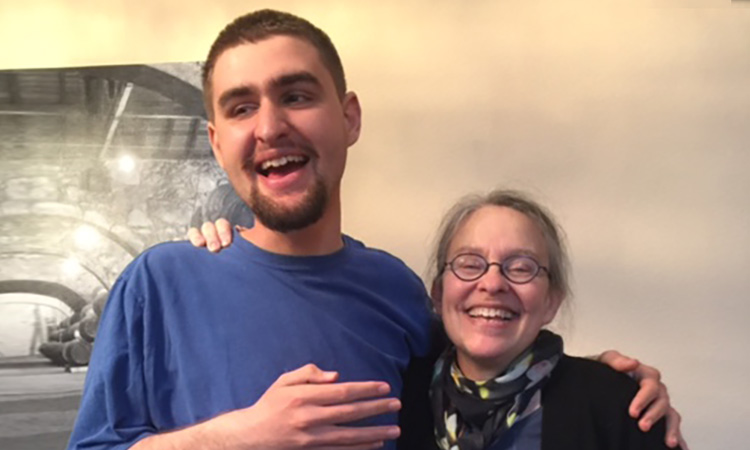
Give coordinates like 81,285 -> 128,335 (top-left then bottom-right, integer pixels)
398,328 -> 677,450
539,355 -> 677,450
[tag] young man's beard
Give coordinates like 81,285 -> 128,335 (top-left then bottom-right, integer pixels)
248,177 -> 328,233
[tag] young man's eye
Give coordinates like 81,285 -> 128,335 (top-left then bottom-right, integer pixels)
231,104 -> 256,116
283,92 -> 312,105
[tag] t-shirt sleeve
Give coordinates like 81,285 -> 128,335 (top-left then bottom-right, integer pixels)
67,270 -> 155,450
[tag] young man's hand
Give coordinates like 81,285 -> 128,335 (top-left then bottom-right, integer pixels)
132,364 -> 399,450
187,218 -> 234,252
598,350 -> 687,449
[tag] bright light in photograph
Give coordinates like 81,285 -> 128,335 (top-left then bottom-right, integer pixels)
73,225 -> 100,250
118,154 -> 136,173
61,257 -> 82,277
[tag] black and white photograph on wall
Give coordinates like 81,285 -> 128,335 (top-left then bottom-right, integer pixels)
0,62 -> 252,450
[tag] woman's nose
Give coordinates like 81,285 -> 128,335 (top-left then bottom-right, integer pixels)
477,263 -> 508,294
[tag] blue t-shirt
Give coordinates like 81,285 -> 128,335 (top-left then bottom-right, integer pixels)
68,232 -> 432,450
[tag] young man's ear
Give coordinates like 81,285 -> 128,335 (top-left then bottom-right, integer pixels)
342,92 -> 362,146
430,280 -> 443,315
207,122 -> 225,170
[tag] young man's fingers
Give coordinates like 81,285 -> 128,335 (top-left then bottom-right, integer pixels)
664,408 -> 685,449
308,424 -> 400,447
637,397 -> 668,432
598,349 -> 639,372
298,380 -> 392,405
309,398 -> 401,426
630,362 -> 663,386
273,363 -> 339,387
347,441 -> 385,450
215,218 -> 233,246
629,378 -> 665,419
319,442 -> 385,450
186,227 -> 206,247
200,221 -> 223,252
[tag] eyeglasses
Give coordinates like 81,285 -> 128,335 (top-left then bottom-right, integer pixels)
444,253 -> 549,284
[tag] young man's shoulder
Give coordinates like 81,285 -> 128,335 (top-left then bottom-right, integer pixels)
343,235 -> 421,277
117,239 -> 235,284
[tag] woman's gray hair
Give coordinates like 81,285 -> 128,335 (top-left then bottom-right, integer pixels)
428,189 -> 571,301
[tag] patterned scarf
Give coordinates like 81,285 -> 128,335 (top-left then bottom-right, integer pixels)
430,330 -> 563,450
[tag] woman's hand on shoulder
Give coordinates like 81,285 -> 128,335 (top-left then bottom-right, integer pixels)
186,218 -> 234,252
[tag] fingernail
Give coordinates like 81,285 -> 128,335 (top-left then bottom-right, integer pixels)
388,399 -> 401,411
378,383 -> 391,394
208,242 -> 218,252
387,426 -> 400,438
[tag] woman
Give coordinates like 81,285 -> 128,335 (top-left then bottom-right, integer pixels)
423,189 -> 678,450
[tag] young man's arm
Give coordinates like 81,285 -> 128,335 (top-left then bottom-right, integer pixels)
130,365 -> 400,450
186,220 -> 687,449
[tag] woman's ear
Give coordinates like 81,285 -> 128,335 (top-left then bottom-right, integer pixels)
542,291 -> 564,325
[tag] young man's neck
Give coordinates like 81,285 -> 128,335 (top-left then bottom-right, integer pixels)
239,206 -> 343,256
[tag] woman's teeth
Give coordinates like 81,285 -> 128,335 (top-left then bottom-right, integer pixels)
467,307 -> 518,320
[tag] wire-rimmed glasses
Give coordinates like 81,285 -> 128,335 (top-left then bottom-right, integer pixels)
445,253 -> 549,284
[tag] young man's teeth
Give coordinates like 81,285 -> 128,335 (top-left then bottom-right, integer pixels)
260,155 -> 305,171
468,307 -> 516,320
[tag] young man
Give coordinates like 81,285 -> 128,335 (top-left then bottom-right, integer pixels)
69,10 -> 683,450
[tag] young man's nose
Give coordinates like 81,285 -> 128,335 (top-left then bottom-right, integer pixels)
255,101 -> 290,143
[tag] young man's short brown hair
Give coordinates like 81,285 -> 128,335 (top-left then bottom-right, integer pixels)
202,9 -> 347,120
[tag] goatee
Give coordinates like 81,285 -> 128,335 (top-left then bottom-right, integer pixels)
249,177 -> 328,232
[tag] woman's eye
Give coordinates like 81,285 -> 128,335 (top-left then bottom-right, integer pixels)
507,260 -> 534,273
457,258 -> 483,270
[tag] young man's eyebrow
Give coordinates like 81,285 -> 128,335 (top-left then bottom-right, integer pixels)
272,71 -> 321,89
217,85 -> 256,112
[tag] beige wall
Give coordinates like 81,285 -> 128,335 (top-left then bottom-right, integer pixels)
3,1 -> 749,448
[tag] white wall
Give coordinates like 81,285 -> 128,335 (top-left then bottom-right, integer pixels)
2,1 -> 748,448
